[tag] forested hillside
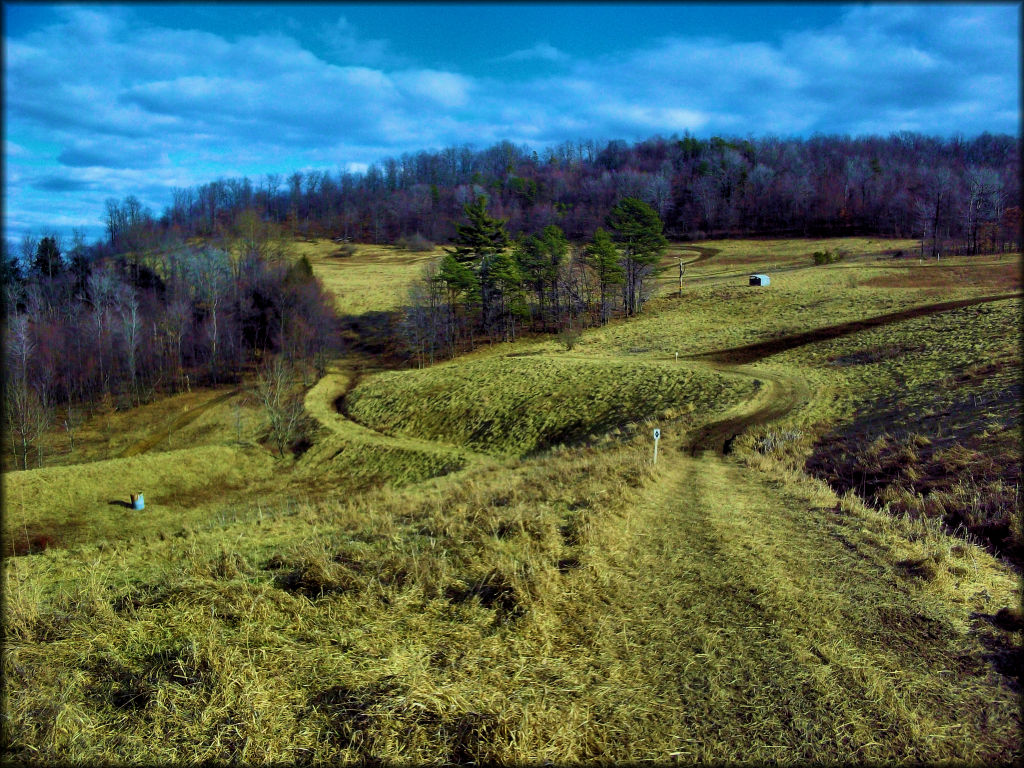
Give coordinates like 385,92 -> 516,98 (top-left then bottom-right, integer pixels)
2,241 -> 338,471
111,132 -> 1019,254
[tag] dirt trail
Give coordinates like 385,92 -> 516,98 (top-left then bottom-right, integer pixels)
675,244 -> 719,266
119,388 -> 241,458
684,292 -> 1021,454
691,292 -> 1021,366
686,364 -> 808,456
302,361 -> 492,466
569,443 -> 1018,760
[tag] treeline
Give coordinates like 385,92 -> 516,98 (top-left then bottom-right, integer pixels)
115,131 -> 1019,255
398,196 -> 667,366
2,229 -> 337,470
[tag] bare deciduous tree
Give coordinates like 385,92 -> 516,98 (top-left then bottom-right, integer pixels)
255,357 -> 307,458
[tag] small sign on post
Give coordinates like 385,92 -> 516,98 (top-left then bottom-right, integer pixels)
652,428 -> 661,464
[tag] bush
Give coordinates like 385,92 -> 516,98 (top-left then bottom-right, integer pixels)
812,249 -> 842,265
396,233 -> 435,252
558,327 -> 582,351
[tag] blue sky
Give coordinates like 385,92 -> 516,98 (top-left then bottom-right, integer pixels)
3,2 -> 1020,245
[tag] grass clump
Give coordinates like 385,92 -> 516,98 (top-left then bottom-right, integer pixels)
812,249 -> 843,265
395,232 -> 435,252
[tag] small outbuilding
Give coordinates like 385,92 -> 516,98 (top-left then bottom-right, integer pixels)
749,273 -> 770,286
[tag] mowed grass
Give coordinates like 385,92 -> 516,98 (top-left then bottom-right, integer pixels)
294,239 -> 442,316
346,355 -> 755,456
605,250 -> 1020,360
666,235 -> 922,270
3,445 -> 278,556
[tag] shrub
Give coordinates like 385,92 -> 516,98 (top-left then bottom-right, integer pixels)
558,327 -> 582,351
812,249 -> 843,265
396,233 -> 435,252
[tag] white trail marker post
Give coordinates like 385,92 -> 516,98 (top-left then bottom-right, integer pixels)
652,428 -> 661,464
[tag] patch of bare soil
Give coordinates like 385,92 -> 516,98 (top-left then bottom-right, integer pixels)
687,368 -> 807,456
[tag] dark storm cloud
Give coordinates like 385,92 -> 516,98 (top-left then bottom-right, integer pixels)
31,174 -> 100,193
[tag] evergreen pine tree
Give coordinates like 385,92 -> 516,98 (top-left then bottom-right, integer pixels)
585,227 -> 624,324
606,198 -> 667,315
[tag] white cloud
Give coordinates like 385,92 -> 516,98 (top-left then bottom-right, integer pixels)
3,3 -> 1018,243
494,42 -> 569,63
5,140 -> 30,158
395,69 -> 473,108
318,15 -> 396,66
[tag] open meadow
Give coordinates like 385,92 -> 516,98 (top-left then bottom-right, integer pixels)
3,237 -> 1021,764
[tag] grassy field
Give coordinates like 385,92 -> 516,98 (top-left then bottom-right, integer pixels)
346,355 -> 756,456
738,296 -> 1022,567
294,240 -> 444,316
4,236 -> 1021,763
8,386 -> 255,472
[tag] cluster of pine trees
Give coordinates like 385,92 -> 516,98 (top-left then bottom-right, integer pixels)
399,196 -> 668,366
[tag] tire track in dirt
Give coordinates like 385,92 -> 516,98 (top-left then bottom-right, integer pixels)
686,292 -> 1021,454
302,361 -> 492,468
687,364 -> 808,456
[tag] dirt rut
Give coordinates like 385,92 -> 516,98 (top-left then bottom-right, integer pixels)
686,292 -> 1021,454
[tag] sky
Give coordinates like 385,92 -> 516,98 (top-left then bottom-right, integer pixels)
3,2 -> 1020,246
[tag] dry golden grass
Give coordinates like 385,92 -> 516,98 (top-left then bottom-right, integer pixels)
4,432 -> 1018,763
346,354 -> 755,456
294,239 -> 443,316
4,237 -> 1022,763
19,386 -> 256,472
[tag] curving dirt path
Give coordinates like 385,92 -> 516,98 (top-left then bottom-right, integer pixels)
674,244 -> 720,266
685,292 -> 1021,454
686,364 -> 808,456
302,361 -> 492,467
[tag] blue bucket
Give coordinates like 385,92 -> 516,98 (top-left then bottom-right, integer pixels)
131,493 -> 145,510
